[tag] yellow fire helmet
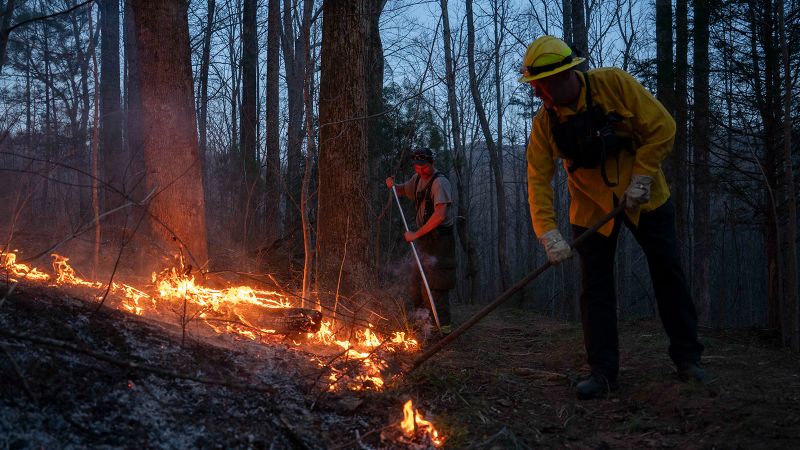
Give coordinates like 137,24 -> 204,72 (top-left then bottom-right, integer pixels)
518,35 -> 586,83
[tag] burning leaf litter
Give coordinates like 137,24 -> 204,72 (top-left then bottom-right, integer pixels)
1,249 -> 445,447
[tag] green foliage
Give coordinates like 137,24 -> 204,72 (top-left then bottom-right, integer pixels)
373,82 -> 448,175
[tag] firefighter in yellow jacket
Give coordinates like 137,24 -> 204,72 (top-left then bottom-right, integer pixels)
520,35 -> 705,399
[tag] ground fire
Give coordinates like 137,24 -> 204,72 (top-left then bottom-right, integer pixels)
1,249 -> 444,446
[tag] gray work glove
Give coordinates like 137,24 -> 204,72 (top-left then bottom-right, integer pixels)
624,174 -> 653,209
539,229 -> 572,265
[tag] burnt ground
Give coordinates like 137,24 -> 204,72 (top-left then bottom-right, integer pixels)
1,283 -> 799,449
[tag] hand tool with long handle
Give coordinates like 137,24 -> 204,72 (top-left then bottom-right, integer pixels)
391,185 -> 441,329
408,202 -> 626,373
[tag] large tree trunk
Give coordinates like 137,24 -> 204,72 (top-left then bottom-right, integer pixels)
129,0 -> 209,268
240,0 -> 260,249
440,0 -> 479,302
264,0 -> 281,244
466,0 -> 511,292
100,0 -> 125,226
655,0 -> 675,180
123,0 -> 145,196
316,0 -> 373,295
366,0 -> 385,176
673,0 -> 689,264
692,0 -> 711,323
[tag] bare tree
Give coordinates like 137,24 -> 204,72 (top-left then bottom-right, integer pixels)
466,0 -> 511,293
281,0 -> 314,263
692,0 -> 711,322
129,0 -> 209,268
366,0 -> 386,174
264,0 -> 281,244
124,0 -> 145,197
100,0 -> 125,228
197,0 -> 215,173
570,0 -> 588,63
440,0 -> 479,302
240,0 -> 260,249
776,0 -> 798,350
316,0 -> 373,294
0,0 -> 17,74
673,0 -> 689,259
655,0 -> 674,180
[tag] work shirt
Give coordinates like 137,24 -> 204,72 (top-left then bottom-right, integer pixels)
398,171 -> 455,228
526,67 -> 675,237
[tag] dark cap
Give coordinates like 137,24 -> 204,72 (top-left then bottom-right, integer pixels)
410,147 -> 434,165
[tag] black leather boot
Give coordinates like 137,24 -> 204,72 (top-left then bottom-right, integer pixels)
575,373 -> 618,400
677,362 -> 706,382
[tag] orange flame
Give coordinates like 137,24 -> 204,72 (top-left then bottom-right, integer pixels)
0,249 -> 421,392
400,400 -> 444,447
1,251 -> 50,281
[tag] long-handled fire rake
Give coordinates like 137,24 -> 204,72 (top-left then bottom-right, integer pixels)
407,202 -> 626,373
391,185 -> 441,330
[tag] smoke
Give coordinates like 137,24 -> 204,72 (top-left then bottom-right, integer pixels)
379,248 -> 439,339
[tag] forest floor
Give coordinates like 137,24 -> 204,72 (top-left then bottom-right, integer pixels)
1,281 -> 799,449
405,305 -> 800,449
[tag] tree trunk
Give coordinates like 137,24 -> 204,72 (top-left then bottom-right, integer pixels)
198,0 -> 215,178
89,2 -> 101,277
227,1 -> 240,158
42,21 -> 53,216
440,0 -> 479,302
129,0 -> 209,268
124,0 -> 145,196
749,0 -> 783,333
655,0 -> 675,179
281,0 -> 313,266
673,0 -> 689,264
264,0 -> 281,244
300,13 -> 316,304
466,0 -> 511,292
240,0 -> 260,249
776,0 -> 798,351
692,0 -> 711,323
0,0 -> 16,75
316,0 -> 373,295
100,0 -> 125,227
366,0 -> 385,177
570,0 -> 588,68
562,0 -> 571,41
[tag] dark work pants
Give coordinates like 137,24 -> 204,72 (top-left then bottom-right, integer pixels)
409,272 -> 452,327
572,198 -> 704,380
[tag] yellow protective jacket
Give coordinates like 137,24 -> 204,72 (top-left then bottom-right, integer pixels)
526,67 -> 675,237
